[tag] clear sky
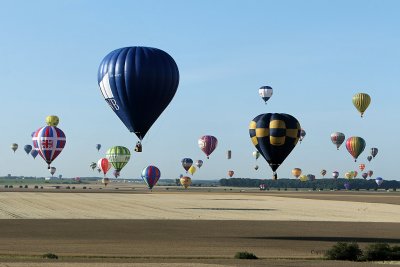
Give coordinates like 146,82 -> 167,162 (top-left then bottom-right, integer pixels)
0,0 -> 399,180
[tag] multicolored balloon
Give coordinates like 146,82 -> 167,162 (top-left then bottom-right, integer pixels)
370,148 -> 378,158
375,177 -> 383,186
228,170 -> 234,177
141,165 -> 161,189
359,163 -> 365,172
106,146 -> 131,172
24,145 -> 32,155
321,169 -> 327,177
188,166 -> 196,175
32,126 -> 66,168
331,132 -> 345,150
352,93 -> 371,117
97,158 -> 111,176
361,172 -> 368,179
180,176 -> 192,189
11,143 -> 18,153
195,160 -> 203,169
249,113 -> 301,179
353,171 -> 358,178
90,162 -> 97,170
299,129 -> 306,143
292,168 -> 302,178
181,158 -> 193,172
332,171 -> 339,179
259,86 -> 273,104
45,115 -> 59,126
198,135 -> 218,159
98,47 -> 179,144
346,136 -> 366,162
368,170 -> 373,177
345,172 -> 353,179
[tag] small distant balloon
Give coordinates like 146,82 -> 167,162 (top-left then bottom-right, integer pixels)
24,145 -> 32,155
188,166 -> 197,176
30,149 -> 38,159
198,135 -> 218,159
46,115 -> 59,126
370,148 -> 378,158
96,144 -> 101,151
352,93 -> 371,117
258,86 -> 273,104
346,136 -> 366,162
331,132 -> 345,150
11,143 -> 18,153
180,176 -> 192,189
292,168 -> 302,178
332,171 -> 339,179
228,170 -> 234,178
375,177 -> 383,186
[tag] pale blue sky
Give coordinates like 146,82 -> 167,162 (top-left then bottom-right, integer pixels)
0,0 -> 398,180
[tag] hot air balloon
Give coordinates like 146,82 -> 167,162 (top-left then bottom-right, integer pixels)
361,172 -> 368,179
32,126 -> 66,168
49,167 -> 56,176
352,93 -> 371,117
102,178 -> 110,187
113,170 -> 120,179
227,150 -> 232,159
11,143 -> 18,153
370,148 -> 378,158
24,145 -> 32,155
321,169 -> 327,177
98,47 -> 179,149
331,132 -> 345,150
307,174 -> 315,181
195,160 -> 203,169
228,170 -> 234,177
368,170 -> 373,177
198,135 -> 218,159
106,146 -> 131,172
292,168 -> 302,178
353,171 -> 358,178
332,171 -> 339,179
181,158 -> 193,172
90,162 -> 97,171
96,144 -> 101,151
249,113 -> 301,179
30,149 -> 38,159
141,165 -> 161,189
45,115 -> 59,126
97,158 -> 111,177
299,175 -> 308,182
346,136 -> 366,162
259,86 -> 273,104
180,176 -> 191,189
367,155 -> 372,162
359,164 -> 365,172
254,165 -> 259,170
345,172 -> 353,179
375,177 -> 383,186
299,129 -> 306,143
344,182 -> 351,190
253,151 -> 260,160
188,166 -> 196,175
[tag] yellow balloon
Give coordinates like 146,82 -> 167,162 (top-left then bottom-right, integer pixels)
352,93 -> 371,117
188,166 -> 196,175
180,176 -> 191,189
46,115 -> 59,126
299,175 -> 308,182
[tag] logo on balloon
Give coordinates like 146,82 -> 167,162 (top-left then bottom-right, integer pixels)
99,73 -> 119,111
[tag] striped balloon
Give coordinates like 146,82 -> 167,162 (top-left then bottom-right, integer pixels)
32,126 -> 66,168
198,135 -> 218,159
259,86 -> 273,104
370,147 -> 378,158
141,165 -> 161,189
228,170 -> 234,177
330,132 -> 345,150
352,93 -> 371,117
345,136 -> 366,162
106,146 -> 131,172
181,158 -> 193,172
321,169 -> 327,177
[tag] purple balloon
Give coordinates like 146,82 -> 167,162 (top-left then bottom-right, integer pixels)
344,182 -> 351,190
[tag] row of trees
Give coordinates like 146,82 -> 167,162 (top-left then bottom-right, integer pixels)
219,178 -> 400,190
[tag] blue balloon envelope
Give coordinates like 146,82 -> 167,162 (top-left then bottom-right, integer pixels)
97,46 -> 179,140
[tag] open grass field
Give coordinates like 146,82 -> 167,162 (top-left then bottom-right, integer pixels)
0,186 -> 399,266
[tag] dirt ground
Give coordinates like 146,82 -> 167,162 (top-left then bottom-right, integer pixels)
0,189 -> 399,266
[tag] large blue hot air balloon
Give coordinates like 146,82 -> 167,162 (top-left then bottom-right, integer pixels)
97,46 -> 179,147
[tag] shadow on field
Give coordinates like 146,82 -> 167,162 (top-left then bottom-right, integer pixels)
244,236 -> 400,243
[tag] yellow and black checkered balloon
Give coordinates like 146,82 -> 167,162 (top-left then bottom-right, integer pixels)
249,113 -> 301,177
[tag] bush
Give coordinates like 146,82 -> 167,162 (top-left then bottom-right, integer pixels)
9,185 -> 13,188
19,185 -> 23,188
82,186 -> 87,189
42,253 -> 58,259
234,251 -> 258,259
40,186 -> 43,189
392,245 -> 400,260
34,185 -> 38,189
24,185 -> 28,188
4,185 -> 8,188
393,188 -> 397,192
325,242 -> 362,261
362,243 -> 392,261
